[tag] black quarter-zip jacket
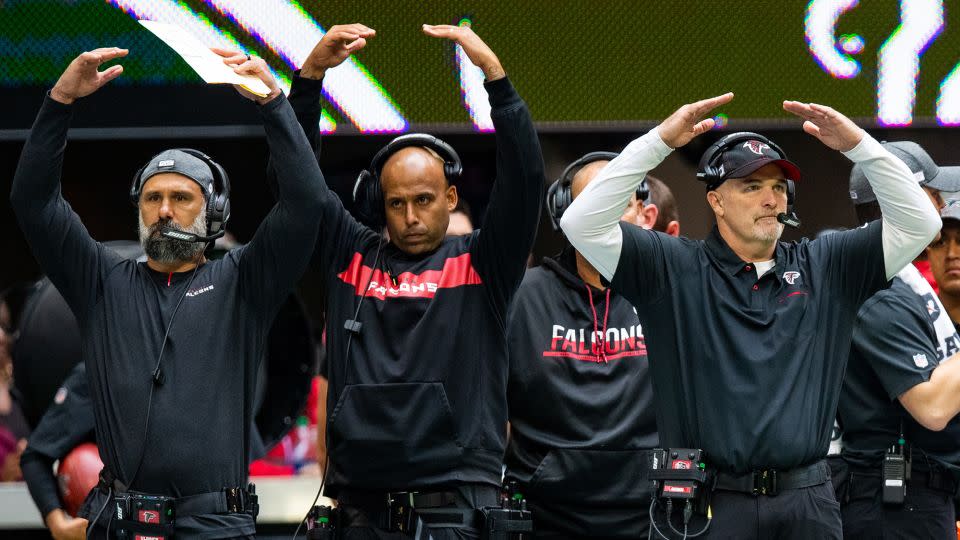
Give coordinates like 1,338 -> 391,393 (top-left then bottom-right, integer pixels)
505,248 -> 657,536
317,77 -> 545,495
10,92 -> 323,534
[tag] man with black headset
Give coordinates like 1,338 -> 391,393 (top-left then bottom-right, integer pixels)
292,22 -> 543,538
10,45 -> 323,538
560,94 -> 941,538
505,153 -> 680,538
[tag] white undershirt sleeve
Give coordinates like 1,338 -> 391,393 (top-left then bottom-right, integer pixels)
842,134 -> 941,280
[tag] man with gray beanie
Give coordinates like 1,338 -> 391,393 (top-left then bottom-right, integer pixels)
10,46 -> 323,538
833,140 -> 960,539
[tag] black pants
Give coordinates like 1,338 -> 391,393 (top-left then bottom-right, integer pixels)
337,485 -> 497,540
833,467 -> 956,540
649,482 -> 841,540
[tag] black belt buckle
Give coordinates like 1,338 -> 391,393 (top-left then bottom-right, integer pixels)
753,469 -> 779,496
388,492 -> 415,533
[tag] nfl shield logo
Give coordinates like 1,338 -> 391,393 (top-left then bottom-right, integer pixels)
913,353 -> 929,368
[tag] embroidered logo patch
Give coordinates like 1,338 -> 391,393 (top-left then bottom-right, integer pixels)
913,353 -> 929,368
743,140 -> 770,155
783,271 -> 800,285
54,387 -> 68,404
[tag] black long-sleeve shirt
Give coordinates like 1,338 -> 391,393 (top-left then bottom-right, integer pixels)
306,77 -> 544,495
10,92 -> 323,532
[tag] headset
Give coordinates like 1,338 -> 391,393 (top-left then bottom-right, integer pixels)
130,148 -> 232,241
352,133 -> 463,230
546,151 -> 651,231
696,132 -> 800,228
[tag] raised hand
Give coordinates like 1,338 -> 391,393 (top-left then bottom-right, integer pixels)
655,93 -> 734,149
422,23 -> 505,81
300,23 -> 376,80
50,47 -> 128,105
783,101 -> 865,152
211,48 -> 281,104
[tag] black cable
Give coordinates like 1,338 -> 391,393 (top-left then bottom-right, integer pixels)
649,497 -> 672,540
292,237 -> 385,539
292,452 -> 330,539
85,485 -> 113,539
127,249 -> 205,488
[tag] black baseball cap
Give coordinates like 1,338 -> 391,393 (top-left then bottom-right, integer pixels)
704,137 -> 801,190
849,141 -> 960,205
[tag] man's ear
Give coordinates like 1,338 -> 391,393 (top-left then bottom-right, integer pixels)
446,184 -> 458,212
666,221 -> 680,237
706,190 -> 723,217
641,203 -> 660,230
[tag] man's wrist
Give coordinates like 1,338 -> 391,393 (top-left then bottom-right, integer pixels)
44,508 -> 66,528
49,87 -> 75,105
299,65 -> 327,80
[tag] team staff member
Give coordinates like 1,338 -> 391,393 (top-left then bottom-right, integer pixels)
505,156 -> 680,538
10,47 -> 323,538
297,23 -> 543,537
646,177 -> 680,237
560,95 -> 940,538
21,363 -> 94,540
834,142 -> 960,539
930,201 -> 960,331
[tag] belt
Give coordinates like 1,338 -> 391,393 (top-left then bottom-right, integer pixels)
97,470 -> 259,518
847,467 -> 957,498
338,489 -> 484,532
714,460 -> 831,496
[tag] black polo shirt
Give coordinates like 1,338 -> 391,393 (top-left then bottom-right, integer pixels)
839,277 -> 960,477
608,221 -> 887,473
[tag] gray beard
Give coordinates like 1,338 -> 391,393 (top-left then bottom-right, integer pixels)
138,209 -> 208,264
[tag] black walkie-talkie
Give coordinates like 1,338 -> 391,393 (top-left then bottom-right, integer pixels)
882,437 -> 907,505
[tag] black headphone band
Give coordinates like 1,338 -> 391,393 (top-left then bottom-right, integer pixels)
557,151 -> 620,190
367,133 -> 462,183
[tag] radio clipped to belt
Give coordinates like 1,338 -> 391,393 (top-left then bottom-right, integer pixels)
479,480 -> 533,540
648,448 -> 713,539
883,423 -> 911,505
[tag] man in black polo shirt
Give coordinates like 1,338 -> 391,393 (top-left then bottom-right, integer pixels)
296,24 -> 543,538
506,157 -> 680,538
560,95 -> 941,538
835,141 -> 960,539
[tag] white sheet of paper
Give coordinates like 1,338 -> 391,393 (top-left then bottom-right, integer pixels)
138,19 -> 270,97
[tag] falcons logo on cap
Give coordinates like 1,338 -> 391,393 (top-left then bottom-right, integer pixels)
743,141 -> 769,155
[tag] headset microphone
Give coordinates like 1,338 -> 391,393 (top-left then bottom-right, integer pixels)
777,211 -> 801,228
160,228 -> 225,243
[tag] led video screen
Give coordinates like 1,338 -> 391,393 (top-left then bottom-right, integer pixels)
3,0 -> 959,133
